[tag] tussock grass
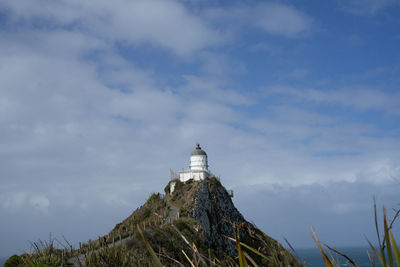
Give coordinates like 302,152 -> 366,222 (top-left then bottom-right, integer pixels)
4,234 -> 69,267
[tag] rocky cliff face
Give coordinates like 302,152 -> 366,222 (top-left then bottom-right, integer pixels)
189,179 -> 244,256
166,177 -> 300,266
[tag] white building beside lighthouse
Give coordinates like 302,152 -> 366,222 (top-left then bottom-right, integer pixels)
179,144 -> 210,182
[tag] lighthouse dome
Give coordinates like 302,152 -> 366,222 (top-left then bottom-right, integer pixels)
191,143 -> 207,156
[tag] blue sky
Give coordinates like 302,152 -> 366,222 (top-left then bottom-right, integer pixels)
0,0 -> 400,259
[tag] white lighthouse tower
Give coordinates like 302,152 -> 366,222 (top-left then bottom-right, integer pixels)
179,144 -> 210,182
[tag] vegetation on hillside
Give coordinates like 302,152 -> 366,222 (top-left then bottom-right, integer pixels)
5,178 -> 302,266
4,235 -> 68,267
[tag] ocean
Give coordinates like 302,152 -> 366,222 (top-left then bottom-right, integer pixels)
296,247 -> 379,267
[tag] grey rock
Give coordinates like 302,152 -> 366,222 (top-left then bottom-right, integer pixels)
189,180 -> 245,256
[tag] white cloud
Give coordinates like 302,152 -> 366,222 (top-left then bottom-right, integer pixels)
253,3 -> 314,38
1,32 -> 397,194
206,2 -> 314,38
356,160 -> 400,184
1,0 -> 221,55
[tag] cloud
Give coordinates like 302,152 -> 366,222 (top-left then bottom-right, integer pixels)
1,192 -> 27,210
206,2 -> 315,38
337,0 -> 400,15
0,19 -> 250,213
263,86 -> 400,114
253,3 -> 314,38
29,194 -> 50,213
1,192 -> 49,213
1,0 -> 221,55
356,160 -> 400,184
176,75 -> 253,106
198,52 -> 247,77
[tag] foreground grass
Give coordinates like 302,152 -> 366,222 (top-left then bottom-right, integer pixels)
5,221 -> 301,267
4,234 -> 68,267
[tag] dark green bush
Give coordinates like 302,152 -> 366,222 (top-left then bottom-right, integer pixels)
112,222 -> 122,232
4,255 -> 23,267
180,207 -> 187,216
147,193 -> 161,204
142,208 -> 151,219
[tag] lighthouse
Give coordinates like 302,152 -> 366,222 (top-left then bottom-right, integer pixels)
179,144 -> 210,182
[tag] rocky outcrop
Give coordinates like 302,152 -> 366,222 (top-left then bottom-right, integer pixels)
113,177 -> 302,266
189,179 -> 245,256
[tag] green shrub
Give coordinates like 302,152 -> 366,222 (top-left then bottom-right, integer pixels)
112,222 -> 122,232
85,245 -> 141,267
4,255 -> 23,267
142,208 -> 151,219
180,207 -> 187,216
147,193 -> 161,204
174,219 -> 191,233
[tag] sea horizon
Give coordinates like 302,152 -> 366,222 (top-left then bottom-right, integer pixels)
295,246 -> 379,267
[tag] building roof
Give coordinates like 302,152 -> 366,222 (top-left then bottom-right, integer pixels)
190,143 -> 207,156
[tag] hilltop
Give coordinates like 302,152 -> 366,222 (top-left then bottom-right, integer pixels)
67,177 -> 302,266
4,177 -> 302,266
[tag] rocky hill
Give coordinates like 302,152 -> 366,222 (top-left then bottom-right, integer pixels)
75,177 -> 302,266
5,177 -> 303,266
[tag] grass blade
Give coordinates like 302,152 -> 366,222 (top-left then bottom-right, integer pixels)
311,227 -> 334,267
243,251 -> 258,267
223,234 -> 270,262
234,226 -> 248,267
390,230 -> 400,266
171,224 -> 207,266
323,242 -> 358,267
388,209 -> 400,231
137,225 -> 163,267
366,237 -> 385,266
373,197 -> 382,248
283,236 -> 297,258
182,249 -> 195,267
383,207 -> 394,267
366,249 -> 376,267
